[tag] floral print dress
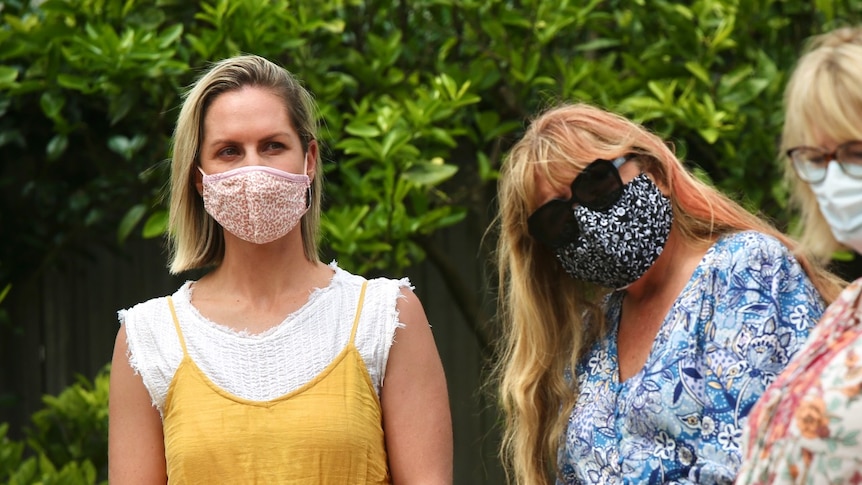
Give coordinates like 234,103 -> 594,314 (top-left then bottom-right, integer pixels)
557,231 -> 826,485
737,278 -> 862,484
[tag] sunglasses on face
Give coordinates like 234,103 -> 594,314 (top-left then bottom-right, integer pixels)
527,155 -> 631,249
786,140 -> 862,184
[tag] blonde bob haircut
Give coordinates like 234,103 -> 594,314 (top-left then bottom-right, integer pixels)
493,103 -> 844,485
781,26 -> 862,261
167,54 -> 322,274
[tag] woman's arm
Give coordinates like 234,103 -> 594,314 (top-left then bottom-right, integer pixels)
381,288 -> 454,485
108,326 -> 167,484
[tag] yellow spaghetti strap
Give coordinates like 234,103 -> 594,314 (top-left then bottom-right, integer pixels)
348,281 -> 368,345
166,296 -> 189,357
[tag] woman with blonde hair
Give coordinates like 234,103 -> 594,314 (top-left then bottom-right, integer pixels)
738,26 -> 862,483
108,54 -> 453,484
777,26 -> 862,282
493,102 -> 843,484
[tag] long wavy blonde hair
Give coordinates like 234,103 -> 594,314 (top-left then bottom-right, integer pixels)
781,26 -> 862,261
493,103 -> 844,485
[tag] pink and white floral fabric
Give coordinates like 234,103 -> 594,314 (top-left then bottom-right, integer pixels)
200,165 -> 310,244
737,278 -> 862,484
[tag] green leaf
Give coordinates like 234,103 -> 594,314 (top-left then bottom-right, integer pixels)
427,127 -> 458,148
698,127 -> 720,144
336,138 -> 381,161
477,151 -> 498,182
483,121 -> 522,143
46,134 -> 68,161
117,204 -> 147,243
108,136 -> 131,158
402,161 -> 458,186
720,78 -> 769,106
684,61 -> 711,85
344,123 -> 382,138
0,129 -> 24,148
815,0 -> 836,21
40,92 -> 65,120
0,66 -> 18,87
574,38 -> 621,51
109,93 -> 136,125
56,74 -> 92,92
142,210 -> 168,239
0,283 -> 11,305
157,24 -> 184,49
380,129 -> 413,160
107,134 -> 146,161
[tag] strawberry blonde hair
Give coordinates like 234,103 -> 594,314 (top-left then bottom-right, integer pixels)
493,103 -> 843,485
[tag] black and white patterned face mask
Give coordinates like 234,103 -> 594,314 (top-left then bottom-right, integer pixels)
554,173 -> 673,289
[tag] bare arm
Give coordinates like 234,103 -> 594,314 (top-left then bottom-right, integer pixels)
108,326 -> 167,484
381,288 -> 454,485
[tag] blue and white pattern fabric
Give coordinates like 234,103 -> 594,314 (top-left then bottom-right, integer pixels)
557,231 -> 825,485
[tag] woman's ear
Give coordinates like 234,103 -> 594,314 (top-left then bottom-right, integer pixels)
306,139 -> 319,180
194,166 -> 203,195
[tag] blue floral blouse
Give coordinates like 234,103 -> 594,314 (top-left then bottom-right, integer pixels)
557,231 -> 826,485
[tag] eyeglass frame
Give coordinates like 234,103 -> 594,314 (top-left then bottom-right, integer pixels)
786,140 -> 862,184
527,154 -> 633,249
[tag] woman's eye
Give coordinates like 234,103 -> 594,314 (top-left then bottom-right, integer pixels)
844,149 -> 862,161
218,147 -> 240,157
264,142 -> 285,152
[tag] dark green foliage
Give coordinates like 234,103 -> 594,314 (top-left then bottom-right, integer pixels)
1,1 -> 862,479
0,0 -> 187,289
25,367 -> 109,479
0,366 -> 109,485
1,0 -> 860,360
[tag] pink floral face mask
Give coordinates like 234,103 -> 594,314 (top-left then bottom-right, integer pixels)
199,165 -> 311,244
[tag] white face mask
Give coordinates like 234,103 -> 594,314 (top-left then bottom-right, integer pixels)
199,165 -> 310,244
810,161 -> 862,253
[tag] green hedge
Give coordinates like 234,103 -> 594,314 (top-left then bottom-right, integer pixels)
2,0 -> 860,356
1,3 -> 862,478
0,366 -> 109,485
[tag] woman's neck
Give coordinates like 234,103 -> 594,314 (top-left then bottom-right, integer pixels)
624,227 -> 711,305
201,231 -> 328,300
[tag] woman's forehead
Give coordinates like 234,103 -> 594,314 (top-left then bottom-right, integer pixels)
530,157 -> 583,187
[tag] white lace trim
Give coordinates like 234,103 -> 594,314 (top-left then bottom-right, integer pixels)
120,262 -> 409,416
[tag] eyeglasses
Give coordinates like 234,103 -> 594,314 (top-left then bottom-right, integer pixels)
527,155 -> 630,249
787,140 -> 862,184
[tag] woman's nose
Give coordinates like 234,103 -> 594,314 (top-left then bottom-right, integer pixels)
241,148 -> 265,166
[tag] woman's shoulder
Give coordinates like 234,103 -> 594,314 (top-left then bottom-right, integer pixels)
118,282 -> 193,326
327,262 -> 420,329
327,261 -> 413,295
708,230 -> 795,266
714,230 -> 787,252
695,231 -> 807,291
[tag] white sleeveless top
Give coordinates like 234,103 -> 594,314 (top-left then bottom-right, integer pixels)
120,262 -> 409,415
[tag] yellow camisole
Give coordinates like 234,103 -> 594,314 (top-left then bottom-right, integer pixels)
161,281 -> 391,484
